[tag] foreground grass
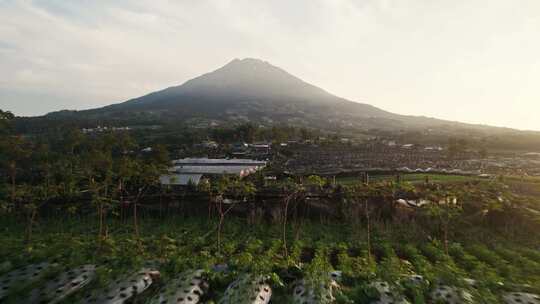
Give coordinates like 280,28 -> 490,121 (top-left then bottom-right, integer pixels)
0,216 -> 539,303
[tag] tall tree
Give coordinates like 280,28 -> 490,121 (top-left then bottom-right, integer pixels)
236,123 -> 257,143
0,109 -> 15,134
0,136 -> 31,204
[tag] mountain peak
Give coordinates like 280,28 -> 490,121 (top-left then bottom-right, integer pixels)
44,58 -> 517,135
219,58 -> 280,75
180,57 -> 309,96
51,58 -> 394,127
225,58 -> 269,66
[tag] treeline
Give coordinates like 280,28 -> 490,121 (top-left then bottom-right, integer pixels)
139,123 -> 322,146
13,111 -> 540,152
12,114 -> 332,146
371,127 -> 540,153
1,111 -> 171,242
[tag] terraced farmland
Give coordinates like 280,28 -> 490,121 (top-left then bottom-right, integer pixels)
0,218 -> 538,303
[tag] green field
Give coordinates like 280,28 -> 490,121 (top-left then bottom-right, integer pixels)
0,215 -> 539,303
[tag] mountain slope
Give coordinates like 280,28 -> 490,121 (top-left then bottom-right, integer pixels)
45,58 -> 503,133
47,58 -> 413,128
116,58 -> 390,115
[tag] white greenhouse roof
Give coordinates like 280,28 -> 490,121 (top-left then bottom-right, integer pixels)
172,158 -> 266,166
167,158 -> 266,178
160,174 -> 203,186
170,166 -> 261,178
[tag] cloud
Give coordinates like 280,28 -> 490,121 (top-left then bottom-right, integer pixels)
0,0 -> 539,130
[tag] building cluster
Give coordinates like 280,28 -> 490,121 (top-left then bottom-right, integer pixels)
162,140 -> 540,186
284,143 -> 540,177
160,158 -> 267,186
192,141 -> 272,160
81,126 -> 131,133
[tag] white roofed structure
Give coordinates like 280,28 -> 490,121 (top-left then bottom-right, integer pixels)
161,158 -> 266,186
172,158 -> 266,166
160,174 -> 203,186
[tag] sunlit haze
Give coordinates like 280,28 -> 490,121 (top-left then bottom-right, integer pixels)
1,0 -> 539,130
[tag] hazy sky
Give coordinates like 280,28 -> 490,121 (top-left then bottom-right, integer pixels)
1,1 -> 539,130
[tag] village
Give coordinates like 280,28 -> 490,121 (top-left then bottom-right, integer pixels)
157,138 -> 540,190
